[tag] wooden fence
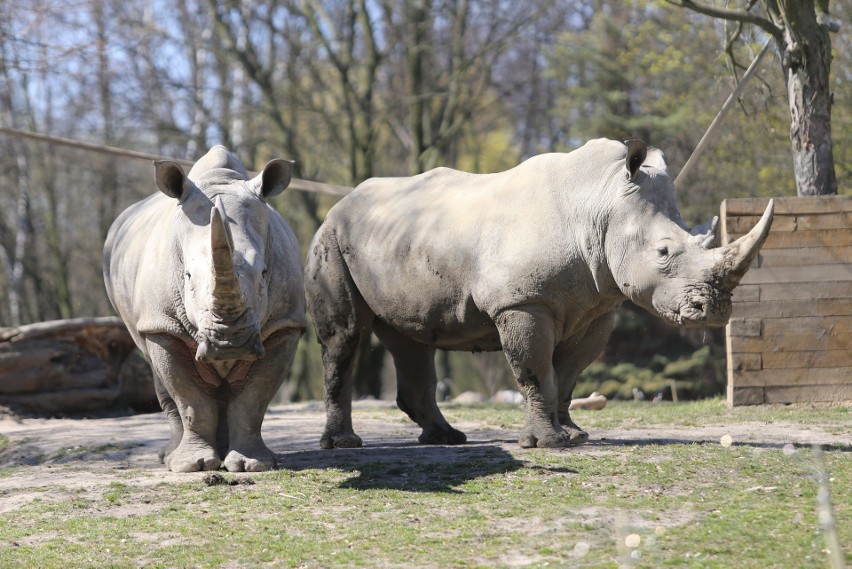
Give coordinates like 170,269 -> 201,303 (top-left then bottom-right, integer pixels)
722,196 -> 852,406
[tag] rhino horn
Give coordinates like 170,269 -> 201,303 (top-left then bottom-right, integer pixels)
714,200 -> 774,290
210,200 -> 245,317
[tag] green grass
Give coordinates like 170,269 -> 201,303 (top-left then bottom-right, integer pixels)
442,397 -> 851,432
0,399 -> 848,568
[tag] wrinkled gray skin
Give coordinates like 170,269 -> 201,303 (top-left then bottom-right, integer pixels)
306,138 -> 773,449
104,146 -> 306,472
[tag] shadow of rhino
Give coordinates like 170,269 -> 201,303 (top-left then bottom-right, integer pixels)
275,442 -> 527,493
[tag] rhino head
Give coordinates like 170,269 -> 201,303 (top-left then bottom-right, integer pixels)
153,152 -> 293,362
607,140 -> 773,328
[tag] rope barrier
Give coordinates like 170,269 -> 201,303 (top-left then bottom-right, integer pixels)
0,126 -> 353,196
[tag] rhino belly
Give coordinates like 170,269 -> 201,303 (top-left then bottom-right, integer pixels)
355,273 -> 501,352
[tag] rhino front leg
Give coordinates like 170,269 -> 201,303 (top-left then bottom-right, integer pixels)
152,369 -> 183,464
146,334 -> 222,472
223,329 -> 301,472
373,320 -> 466,445
495,306 -> 569,448
553,312 -> 615,446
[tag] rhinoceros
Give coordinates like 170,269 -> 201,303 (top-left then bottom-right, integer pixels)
306,138 -> 773,449
104,146 -> 306,472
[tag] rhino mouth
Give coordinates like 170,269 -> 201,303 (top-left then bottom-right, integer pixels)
194,308 -> 264,362
654,286 -> 732,328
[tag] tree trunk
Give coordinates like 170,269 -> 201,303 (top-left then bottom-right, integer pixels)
778,3 -> 837,196
8,149 -> 29,326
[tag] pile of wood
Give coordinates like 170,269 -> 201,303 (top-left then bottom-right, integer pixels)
0,317 -> 156,414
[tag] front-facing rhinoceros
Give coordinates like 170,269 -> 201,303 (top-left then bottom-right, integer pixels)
104,146 -> 306,472
306,138 -> 773,449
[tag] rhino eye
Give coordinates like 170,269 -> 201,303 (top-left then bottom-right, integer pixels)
656,246 -> 669,257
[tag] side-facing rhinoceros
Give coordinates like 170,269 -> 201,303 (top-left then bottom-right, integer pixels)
104,146 -> 306,472
306,138 -> 773,449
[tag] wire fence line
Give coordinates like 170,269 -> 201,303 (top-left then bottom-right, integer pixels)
0,126 -> 354,197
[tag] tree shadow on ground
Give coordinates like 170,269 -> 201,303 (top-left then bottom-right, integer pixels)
275,441 -> 528,493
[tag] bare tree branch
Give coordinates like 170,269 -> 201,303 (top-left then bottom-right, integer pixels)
665,0 -> 782,39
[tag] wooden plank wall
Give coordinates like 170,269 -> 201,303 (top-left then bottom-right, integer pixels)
722,196 -> 852,406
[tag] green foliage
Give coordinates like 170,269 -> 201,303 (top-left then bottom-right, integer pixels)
575,345 -> 723,400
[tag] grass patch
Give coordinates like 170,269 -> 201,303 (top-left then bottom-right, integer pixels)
441,397 -> 851,432
0,400 -> 848,568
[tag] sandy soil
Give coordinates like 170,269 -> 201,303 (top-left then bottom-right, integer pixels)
1,400 -> 847,516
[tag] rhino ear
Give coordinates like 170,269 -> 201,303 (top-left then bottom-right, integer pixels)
154,161 -> 190,202
252,159 -> 294,199
624,139 -> 647,181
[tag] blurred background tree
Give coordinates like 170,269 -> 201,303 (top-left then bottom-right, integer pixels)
0,0 -> 848,402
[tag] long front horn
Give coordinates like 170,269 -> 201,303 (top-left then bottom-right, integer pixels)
714,200 -> 774,289
210,200 -> 245,318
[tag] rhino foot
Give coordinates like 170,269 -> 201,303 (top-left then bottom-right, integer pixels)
320,432 -> 363,449
224,445 -> 276,472
519,428 -> 572,449
558,416 -> 590,446
158,443 -> 177,465
418,425 -> 467,445
165,443 -> 222,473
565,427 -> 589,446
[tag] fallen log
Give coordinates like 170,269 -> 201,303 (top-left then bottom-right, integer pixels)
0,317 -> 156,414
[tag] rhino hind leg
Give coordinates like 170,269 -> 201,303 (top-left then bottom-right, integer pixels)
318,336 -> 363,449
316,321 -> 364,449
308,228 -> 368,450
373,321 -> 466,445
495,306 -> 572,449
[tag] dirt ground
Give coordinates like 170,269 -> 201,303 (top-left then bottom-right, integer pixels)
1,399 -> 848,518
